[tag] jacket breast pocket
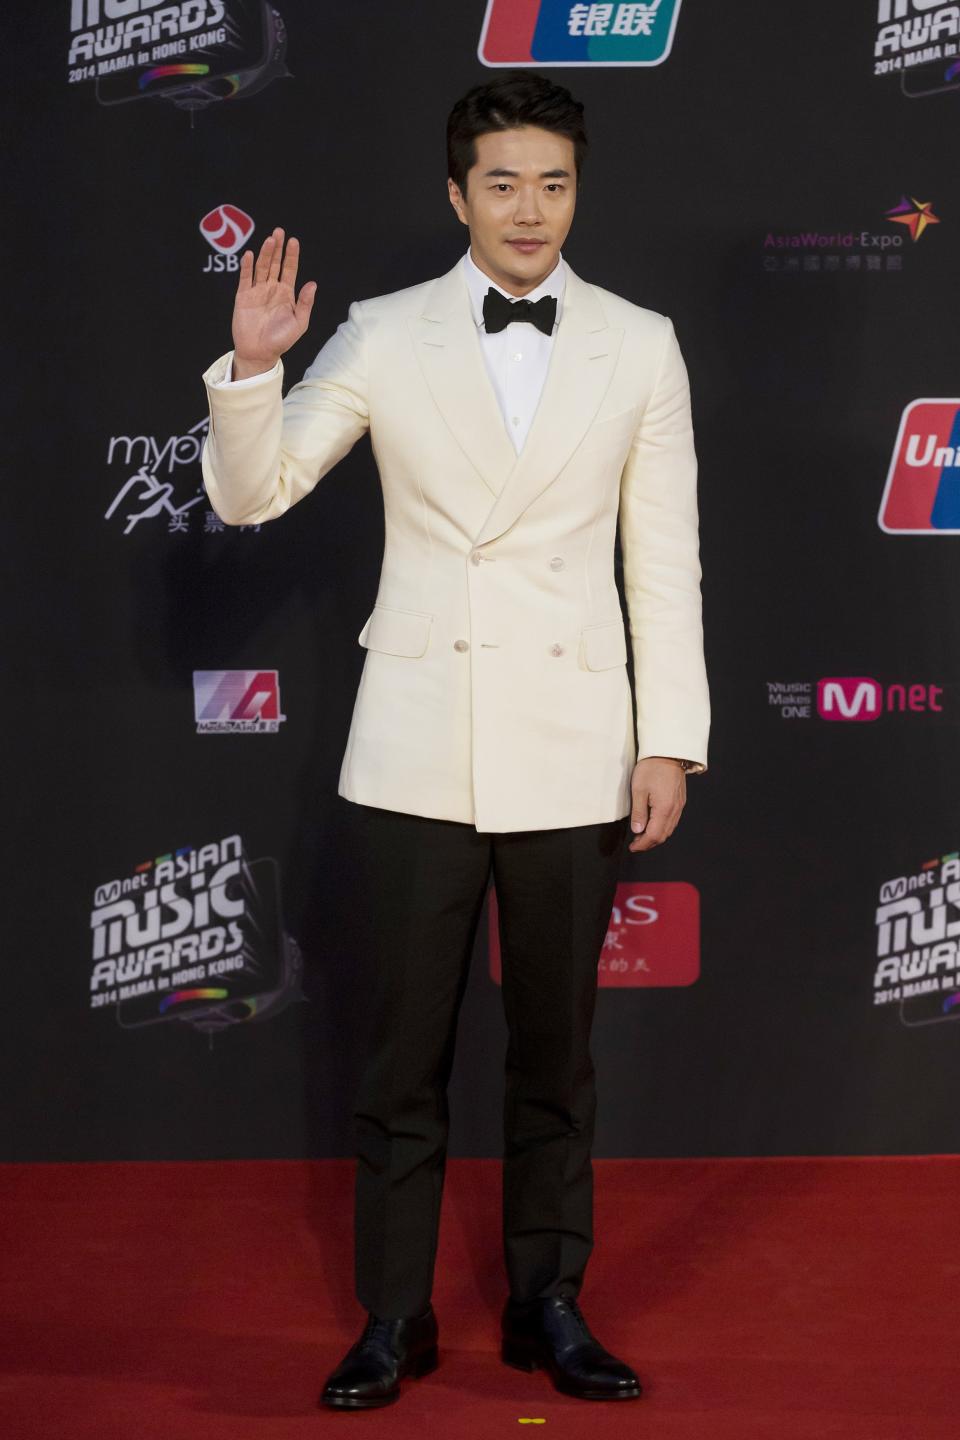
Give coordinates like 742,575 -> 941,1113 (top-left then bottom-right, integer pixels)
579,618 -> 628,671
576,406 -> 638,458
358,604 -> 434,657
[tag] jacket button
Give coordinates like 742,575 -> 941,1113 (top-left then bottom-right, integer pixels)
549,556 -> 565,570
549,643 -> 564,657
470,550 -> 482,565
454,638 -> 469,652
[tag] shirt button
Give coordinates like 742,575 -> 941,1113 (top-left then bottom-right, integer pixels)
549,556 -> 565,570
511,416 -> 520,426
454,638 -> 469,652
513,352 -> 523,361
549,643 -> 564,657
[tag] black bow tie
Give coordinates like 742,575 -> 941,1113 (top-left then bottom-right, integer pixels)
482,287 -> 557,337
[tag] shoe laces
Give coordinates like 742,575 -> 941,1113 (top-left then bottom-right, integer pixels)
357,1313 -> 395,1353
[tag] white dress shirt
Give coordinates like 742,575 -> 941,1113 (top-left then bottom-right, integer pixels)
461,246 -> 565,453
211,248 -> 566,457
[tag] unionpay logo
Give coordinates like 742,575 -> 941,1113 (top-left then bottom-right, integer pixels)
480,0 -> 683,66
878,400 -> 960,533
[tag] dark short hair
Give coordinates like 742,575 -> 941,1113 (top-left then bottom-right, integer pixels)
446,72 -> 588,195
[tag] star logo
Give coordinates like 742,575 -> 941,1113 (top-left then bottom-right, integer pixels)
885,196 -> 941,242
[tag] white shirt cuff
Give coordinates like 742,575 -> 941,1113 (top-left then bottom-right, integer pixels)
210,355 -> 282,388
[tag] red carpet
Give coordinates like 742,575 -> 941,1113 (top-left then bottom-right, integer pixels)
2,1156 -> 956,1439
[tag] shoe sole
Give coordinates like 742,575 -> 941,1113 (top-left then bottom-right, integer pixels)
501,1340 -> 642,1400
320,1345 -> 440,1409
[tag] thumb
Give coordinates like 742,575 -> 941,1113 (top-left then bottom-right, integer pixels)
631,788 -> 650,835
296,280 -> 317,315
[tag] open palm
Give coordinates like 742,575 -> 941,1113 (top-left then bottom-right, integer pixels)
232,226 -> 317,370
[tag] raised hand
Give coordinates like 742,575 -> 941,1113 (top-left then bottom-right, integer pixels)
231,227 -> 317,378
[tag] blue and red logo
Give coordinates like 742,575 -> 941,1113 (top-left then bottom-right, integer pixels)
479,0 -> 683,67
878,400 -> 960,534
193,670 -> 286,733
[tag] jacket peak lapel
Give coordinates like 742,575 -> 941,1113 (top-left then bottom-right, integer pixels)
471,264 -> 624,549
407,261 -> 517,498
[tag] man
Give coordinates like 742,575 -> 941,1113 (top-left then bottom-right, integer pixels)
200,72 -> 709,1409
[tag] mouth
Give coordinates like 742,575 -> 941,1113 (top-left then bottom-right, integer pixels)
505,238 -> 548,254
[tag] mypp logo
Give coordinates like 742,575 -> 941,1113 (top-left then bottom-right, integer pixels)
479,0 -> 683,67
878,399 -> 960,533
817,677 -> 943,721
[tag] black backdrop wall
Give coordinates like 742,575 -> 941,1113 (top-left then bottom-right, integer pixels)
5,2 -> 960,1162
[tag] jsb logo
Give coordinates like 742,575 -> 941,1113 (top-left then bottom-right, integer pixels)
200,205 -> 255,273
817,677 -> 943,720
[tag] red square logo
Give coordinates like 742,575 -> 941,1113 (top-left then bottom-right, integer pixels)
488,880 -> 700,988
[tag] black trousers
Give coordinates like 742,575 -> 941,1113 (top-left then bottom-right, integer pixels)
342,797 -> 630,1319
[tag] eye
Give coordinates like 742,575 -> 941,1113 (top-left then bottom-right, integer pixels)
494,183 -> 512,193
545,184 -> 563,192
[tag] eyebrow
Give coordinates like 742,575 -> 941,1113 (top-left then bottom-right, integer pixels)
481,167 -> 571,179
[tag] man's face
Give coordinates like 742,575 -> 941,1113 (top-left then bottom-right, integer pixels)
447,125 -> 577,296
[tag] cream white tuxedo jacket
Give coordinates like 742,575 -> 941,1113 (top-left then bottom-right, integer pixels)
200,257 -> 710,832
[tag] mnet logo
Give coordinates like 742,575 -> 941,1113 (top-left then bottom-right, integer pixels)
817,677 -> 943,721
199,205 -> 255,273
480,0 -> 683,67
193,671 -> 286,734
879,399 -> 960,532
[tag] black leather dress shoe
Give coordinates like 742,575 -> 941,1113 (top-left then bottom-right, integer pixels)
501,1295 -> 643,1400
319,1303 -> 439,1409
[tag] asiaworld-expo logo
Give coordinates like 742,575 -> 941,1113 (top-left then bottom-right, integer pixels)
879,399 -> 960,533
479,0 -> 683,66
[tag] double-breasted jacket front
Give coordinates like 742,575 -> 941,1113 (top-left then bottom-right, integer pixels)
200,257 -> 710,832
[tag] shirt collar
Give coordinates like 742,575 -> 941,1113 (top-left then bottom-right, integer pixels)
462,246 -> 566,332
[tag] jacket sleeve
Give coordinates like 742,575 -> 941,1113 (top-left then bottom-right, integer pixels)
618,315 -> 710,774
199,300 -> 370,526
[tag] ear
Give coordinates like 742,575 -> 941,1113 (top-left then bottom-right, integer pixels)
447,178 -> 468,226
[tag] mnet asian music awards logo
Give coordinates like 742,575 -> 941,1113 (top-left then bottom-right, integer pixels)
879,400 -> 960,533
200,204 -> 255,272
487,881 -> 700,987
873,1 -> 960,97
89,832 -> 304,1039
193,671 -> 286,734
67,1 -> 291,116
873,849 -> 960,1028
480,0 -> 683,66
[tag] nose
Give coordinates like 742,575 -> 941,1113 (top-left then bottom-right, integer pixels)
512,185 -> 544,226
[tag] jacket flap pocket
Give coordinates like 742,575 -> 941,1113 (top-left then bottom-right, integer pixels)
358,604 -> 433,657
580,619 -> 628,671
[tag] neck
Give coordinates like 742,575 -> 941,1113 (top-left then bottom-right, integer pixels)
468,245 -> 559,298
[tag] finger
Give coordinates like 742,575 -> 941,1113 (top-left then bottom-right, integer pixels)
630,821 -> 667,852
295,279 -> 317,318
280,235 -> 300,289
630,789 -> 650,836
237,248 -> 254,290
254,232 -> 276,286
267,227 -> 285,285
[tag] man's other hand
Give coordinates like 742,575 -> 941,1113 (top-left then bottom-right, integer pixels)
627,756 -> 686,853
